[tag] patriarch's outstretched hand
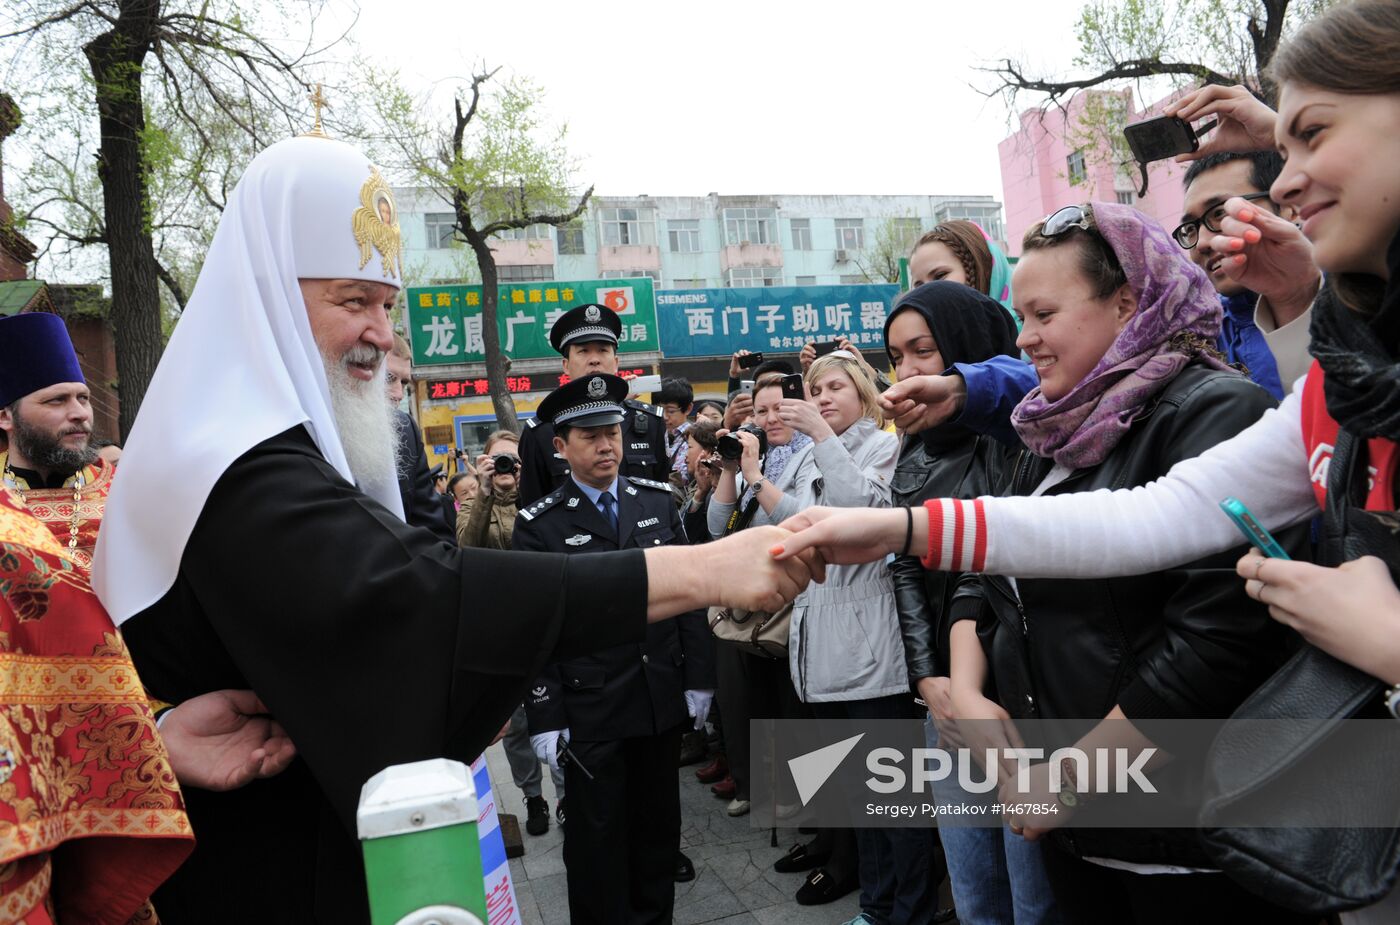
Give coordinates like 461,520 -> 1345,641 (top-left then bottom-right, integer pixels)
713,525 -> 826,613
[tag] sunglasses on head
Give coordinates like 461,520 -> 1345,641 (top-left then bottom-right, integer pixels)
1042,204 -> 1094,238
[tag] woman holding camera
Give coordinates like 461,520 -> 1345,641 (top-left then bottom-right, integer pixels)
702,375 -> 810,817
713,356 -> 932,920
456,430 -> 521,551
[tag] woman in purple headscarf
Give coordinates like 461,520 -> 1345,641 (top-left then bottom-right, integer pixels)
942,202 -> 1315,923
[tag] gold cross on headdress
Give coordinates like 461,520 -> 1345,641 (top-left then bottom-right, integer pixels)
303,83 -> 330,138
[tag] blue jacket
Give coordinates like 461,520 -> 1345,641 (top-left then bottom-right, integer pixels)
1216,291 -> 1284,400
947,355 -> 1039,446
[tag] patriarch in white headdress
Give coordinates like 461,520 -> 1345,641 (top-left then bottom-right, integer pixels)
94,133 -> 408,622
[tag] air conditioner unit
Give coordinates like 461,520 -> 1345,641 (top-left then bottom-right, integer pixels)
835,249 -> 849,263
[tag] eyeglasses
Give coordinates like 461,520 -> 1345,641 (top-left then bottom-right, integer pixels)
1172,192 -> 1273,249
1042,205 -> 1093,238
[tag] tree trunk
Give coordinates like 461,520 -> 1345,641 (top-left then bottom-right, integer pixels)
1250,0 -> 1291,106
461,221 -> 520,433
84,0 -> 162,441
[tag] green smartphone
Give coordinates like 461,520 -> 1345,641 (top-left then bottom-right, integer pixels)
1219,497 -> 1291,560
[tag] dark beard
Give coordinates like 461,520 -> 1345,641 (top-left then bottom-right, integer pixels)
10,410 -> 98,478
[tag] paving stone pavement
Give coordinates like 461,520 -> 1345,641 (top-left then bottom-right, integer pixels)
485,741 -> 953,924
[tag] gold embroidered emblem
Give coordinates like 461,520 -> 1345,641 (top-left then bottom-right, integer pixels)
351,166 -> 403,279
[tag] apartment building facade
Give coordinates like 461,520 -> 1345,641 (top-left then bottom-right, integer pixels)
394,190 -> 1005,289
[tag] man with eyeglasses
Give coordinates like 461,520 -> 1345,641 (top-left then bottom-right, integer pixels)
1176,150 -> 1322,398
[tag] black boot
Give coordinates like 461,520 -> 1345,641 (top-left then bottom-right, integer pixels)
524,795 -> 550,836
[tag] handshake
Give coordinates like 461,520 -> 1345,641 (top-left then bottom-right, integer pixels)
664,508 -> 932,620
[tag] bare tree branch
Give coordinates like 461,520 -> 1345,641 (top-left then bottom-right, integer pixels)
477,184 -> 594,238
154,257 -> 188,312
982,57 -> 1234,107
0,1 -> 104,40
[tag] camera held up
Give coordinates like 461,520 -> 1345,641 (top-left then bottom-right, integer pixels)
717,424 -> 767,461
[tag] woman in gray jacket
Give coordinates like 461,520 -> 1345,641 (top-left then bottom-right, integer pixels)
710,352 -> 932,922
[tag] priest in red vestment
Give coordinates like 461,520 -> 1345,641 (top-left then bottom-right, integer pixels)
0,486 -> 192,923
0,312 -> 299,922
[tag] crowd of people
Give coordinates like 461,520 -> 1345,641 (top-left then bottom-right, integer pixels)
0,1 -> 1397,923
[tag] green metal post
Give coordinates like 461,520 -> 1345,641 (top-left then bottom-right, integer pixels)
359,758 -> 488,925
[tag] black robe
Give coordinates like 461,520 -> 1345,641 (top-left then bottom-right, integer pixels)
393,409 -> 454,544
121,425 -> 648,924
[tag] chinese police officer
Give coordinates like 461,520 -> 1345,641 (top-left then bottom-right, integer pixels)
518,303 -> 671,506
512,373 -> 714,924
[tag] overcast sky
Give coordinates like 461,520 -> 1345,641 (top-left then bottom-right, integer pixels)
329,0 -> 1091,201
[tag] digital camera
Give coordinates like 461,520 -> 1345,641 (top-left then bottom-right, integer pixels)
717,424 -> 767,461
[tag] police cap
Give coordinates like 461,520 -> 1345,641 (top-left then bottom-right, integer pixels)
549,303 -> 621,354
536,373 -> 630,429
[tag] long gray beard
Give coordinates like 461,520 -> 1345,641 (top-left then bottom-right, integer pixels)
323,348 -> 398,495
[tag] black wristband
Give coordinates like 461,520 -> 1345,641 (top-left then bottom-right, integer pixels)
902,506 -> 914,557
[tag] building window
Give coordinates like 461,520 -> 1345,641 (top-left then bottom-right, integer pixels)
1067,150 -> 1087,184
834,219 -> 864,251
726,266 -> 781,287
600,269 -> 661,282
1116,190 -> 1136,205
497,264 -> 554,283
839,274 -> 869,285
794,275 -> 817,286
790,218 -> 812,251
598,207 -> 656,246
671,278 -> 706,289
723,207 -> 777,246
667,219 -> 701,253
425,213 -> 456,249
935,201 -> 1006,244
494,224 -> 551,241
556,222 -> 586,255
890,218 -> 922,251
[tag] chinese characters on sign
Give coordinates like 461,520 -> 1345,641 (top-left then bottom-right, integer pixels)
407,278 -> 660,366
425,368 -> 648,401
656,285 -> 900,358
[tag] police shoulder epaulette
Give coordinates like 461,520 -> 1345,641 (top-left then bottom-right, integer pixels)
627,477 -> 673,492
625,398 -> 664,418
525,418 -> 539,429
518,491 -> 565,521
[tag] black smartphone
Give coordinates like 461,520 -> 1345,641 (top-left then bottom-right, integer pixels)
812,340 -> 841,357
780,373 -> 805,400
737,352 -> 765,370
1123,115 -> 1214,163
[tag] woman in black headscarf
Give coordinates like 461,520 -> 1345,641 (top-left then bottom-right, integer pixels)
884,281 -> 1061,923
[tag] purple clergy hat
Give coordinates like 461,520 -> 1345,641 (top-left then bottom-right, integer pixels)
0,313 -> 85,407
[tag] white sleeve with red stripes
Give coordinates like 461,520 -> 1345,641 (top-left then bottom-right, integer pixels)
921,379 -> 1317,578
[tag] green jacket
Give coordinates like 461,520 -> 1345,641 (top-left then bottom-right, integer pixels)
455,488 -> 518,550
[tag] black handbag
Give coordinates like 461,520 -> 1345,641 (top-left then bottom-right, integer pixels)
1198,428 -> 1400,914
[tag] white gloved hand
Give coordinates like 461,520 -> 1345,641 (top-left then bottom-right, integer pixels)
529,729 -> 568,771
684,689 -> 714,730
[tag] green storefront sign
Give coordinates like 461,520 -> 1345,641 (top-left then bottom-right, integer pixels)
407,277 -> 659,366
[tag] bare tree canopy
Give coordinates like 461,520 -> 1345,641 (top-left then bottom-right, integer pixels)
366,67 -> 592,432
2,0 -> 351,437
984,0 -> 1334,111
